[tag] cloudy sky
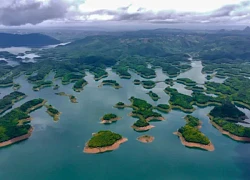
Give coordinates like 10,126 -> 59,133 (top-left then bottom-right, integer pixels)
0,0 -> 249,27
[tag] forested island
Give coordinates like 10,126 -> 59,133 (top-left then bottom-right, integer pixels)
83,130 -> 127,154
175,115 -> 214,151
155,104 -> 171,113
133,79 -> 141,85
99,80 -> 121,89
147,91 -> 160,101
33,81 -> 53,91
101,113 -> 121,124
141,81 -> 156,89
45,104 -> 61,121
0,91 -> 27,114
0,98 -> 46,147
73,79 -> 88,92
55,92 -> 78,103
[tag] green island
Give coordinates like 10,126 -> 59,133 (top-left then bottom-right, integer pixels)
62,73 -> 84,85
73,79 -> 88,92
147,91 -> 160,101
45,104 -> 61,121
209,101 -> 247,122
90,67 -> 108,81
0,98 -> 46,147
185,85 -> 204,92
83,130 -> 127,154
13,83 -> 21,91
0,91 -> 27,114
0,77 -> 13,87
141,80 -> 156,89
114,102 -> 127,109
176,78 -> 197,86
155,104 -> 171,113
101,113 -> 121,124
175,115 -> 214,151
165,78 -> 174,86
55,92 -> 78,103
133,79 -> 141,85
53,84 -> 60,90
113,66 -> 131,79
99,80 -> 121,89
32,81 -> 53,91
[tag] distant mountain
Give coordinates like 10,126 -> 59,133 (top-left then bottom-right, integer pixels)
0,33 -> 61,48
243,26 -> 250,32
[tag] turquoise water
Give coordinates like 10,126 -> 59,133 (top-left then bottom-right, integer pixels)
0,61 -> 249,180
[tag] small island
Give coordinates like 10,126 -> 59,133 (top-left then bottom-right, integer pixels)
147,91 -> 160,101
101,113 -> 121,124
141,80 -> 156,89
99,80 -> 121,89
114,102 -> 126,109
155,104 -> 171,113
45,104 -> 61,121
176,78 -> 197,86
185,85 -> 204,92
62,73 -> 83,85
165,78 -> 174,86
53,84 -> 60,90
83,130 -> 127,154
133,79 -> 141,85
32,81 -> 53,91
55,92 -> 78,103
185,115 -> 202,128
137,135 -> 155,143
13,83 -> 21,91
131,119 -> 155,131
73,79 -> 88,92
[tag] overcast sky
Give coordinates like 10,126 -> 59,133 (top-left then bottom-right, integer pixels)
0,0 -> 249,28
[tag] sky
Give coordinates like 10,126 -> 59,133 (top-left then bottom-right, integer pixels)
0,0 -> 249,28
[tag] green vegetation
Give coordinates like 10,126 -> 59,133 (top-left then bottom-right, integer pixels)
73,79 -> 87,92
177,78 -> 196,86
116,102 -> 125,106
209,101 -> 246,121
185,115 -> 200,127
13,83 -> 21,91
141,80 -> 156,89
47,106 -> 59,115
213,118 -> 250,138
133,119 -> 149,127
90,67 -> 108,81
103,113 -> 118,120
165,78 -> 174,86
62,73 -> 83,85
169,91 -> 194,111
102,80 -> 121,88
133,79 -> 141,85
53,84 -> 59,90
130,97 -> 152,110
87,130 -> 122,148
185,85 -> 204,92
33,81 -> 53,91
178,125 -> 210,145
147,91 -> 160,101
132,109 -> 161,119
19,98 -> 44,113
0,91 -> 26,114
156,104 -> 171,113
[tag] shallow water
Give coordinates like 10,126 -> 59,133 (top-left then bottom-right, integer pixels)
0,61 -> 249,180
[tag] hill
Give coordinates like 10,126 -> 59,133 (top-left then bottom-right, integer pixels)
0,33 -> 60,48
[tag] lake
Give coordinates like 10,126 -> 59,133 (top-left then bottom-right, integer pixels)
0,61 -> 249,180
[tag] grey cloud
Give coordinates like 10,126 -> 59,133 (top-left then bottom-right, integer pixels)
0,0 -> 68,26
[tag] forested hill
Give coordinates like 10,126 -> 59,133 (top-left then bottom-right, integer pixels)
0,33 -> 60,48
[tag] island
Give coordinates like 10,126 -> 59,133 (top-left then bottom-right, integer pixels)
62,73 -> 84,85
13,83 -> 21,91
99,80 -> 121,89
155,104 -> 171,113
0,91 -> 27,114
165,78 -> 174,86
131,119 -> 155,131
141,81 -> 156,89
147,91 -> 160,101
90,67 -> 108,81
32,81 -> 53,91
101,113 -> 121,124
176,78 -> 197,86
0,77 -> 13,87
137,135 -> 155,143
133,79 -> 141,85
53,84 -> 60,90
73,79 -> 88,92
0,98 -> 46,147
55,92 -> 78,103
83,130 -> 127,154
175,115 -> 214,151
185,85 -> 204,92
45,104 -> 61,121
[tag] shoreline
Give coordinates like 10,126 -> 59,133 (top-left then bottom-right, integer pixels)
100,117 -> 121,124
26,100 -> 47,113
170,104 -> 195,113
0,127 -> 33,148
210,120 -> 250,142
46,110 -> 61,121
131,125 -> 155,131
73,82 -> 88,92
154,106 -> 171,113
83,137 -> 128,154
94,74 -> 108,81
174,132 -> 214,151
99,82 -> 122,89
146,116 -> 165,122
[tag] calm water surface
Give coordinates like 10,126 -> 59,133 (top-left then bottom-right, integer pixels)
0,61 -> 249,180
